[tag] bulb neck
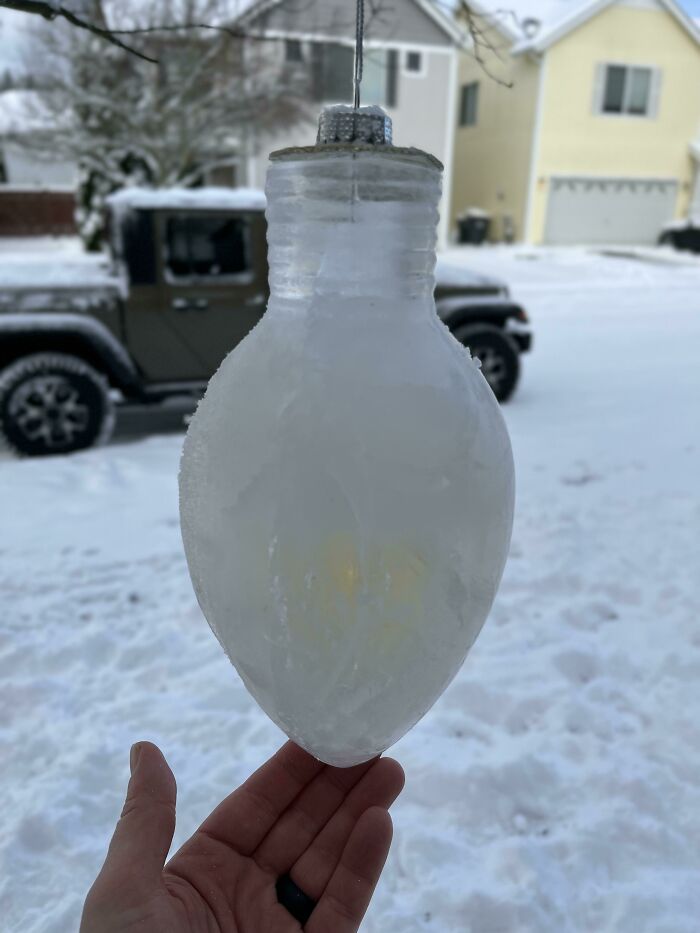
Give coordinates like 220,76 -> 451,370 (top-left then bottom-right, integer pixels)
265,148 -> 442,306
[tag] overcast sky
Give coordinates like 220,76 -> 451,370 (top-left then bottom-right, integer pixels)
1,0 -> 700,77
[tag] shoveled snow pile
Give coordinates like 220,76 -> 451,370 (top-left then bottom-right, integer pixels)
1,245 -> 699,932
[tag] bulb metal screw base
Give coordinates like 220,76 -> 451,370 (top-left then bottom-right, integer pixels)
317,105 -> 393,146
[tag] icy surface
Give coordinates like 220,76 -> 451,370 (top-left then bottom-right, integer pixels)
2,244 -> 700,931
179,151 -> 515,767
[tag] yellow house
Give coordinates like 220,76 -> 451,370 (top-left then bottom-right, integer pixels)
451,0 -> 700,244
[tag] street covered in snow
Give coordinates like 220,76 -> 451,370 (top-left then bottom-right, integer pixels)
1,244 -> 699,932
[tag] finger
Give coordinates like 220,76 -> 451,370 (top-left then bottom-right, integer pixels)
305,808 -> 393,933
100,742 -> 177,887
291,757 -> 404,901
253,759 -> 377,874
198,741 -> 324,855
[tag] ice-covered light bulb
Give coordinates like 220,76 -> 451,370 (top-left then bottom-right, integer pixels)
179,107 -> 515,767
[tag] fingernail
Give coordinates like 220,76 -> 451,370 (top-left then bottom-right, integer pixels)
130,743 -> 142,775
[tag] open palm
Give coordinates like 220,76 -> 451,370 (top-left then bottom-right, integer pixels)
81,740 -> 405,933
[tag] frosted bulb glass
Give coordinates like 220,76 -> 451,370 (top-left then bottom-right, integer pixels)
179,145 -> 515,767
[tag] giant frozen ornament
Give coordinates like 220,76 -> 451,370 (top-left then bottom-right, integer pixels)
179,104 -> 515,767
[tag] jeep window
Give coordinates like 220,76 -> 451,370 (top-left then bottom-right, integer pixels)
165,216 -> 251,280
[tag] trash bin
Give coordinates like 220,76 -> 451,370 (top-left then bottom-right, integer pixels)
456,209 -> 491,245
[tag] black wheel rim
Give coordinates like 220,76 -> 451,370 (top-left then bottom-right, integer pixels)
471,346 -> 507,395
9,375 -> 91,449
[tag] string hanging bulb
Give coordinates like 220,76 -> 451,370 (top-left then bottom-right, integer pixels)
316,0 -> 392,146
353,0 -> 365,109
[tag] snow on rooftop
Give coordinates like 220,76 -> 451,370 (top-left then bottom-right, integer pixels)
474,0 -> 700,49
470,0 -> 584,41
0,90 -> 55,136
107,187 -> 267,212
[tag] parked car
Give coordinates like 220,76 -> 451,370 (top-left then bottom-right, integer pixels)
658,218 -> 700,253
0,189 -> 532,456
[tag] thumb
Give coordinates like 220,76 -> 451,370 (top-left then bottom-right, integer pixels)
101,741 -> 177,887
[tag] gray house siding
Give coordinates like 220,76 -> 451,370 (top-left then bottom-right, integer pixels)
246,0 -> 453,47
243,0 -> 460,245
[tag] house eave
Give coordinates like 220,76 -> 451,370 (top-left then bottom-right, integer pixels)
239,0 -> 467,46
461,0 -> 522,45
510,0 -> 700,56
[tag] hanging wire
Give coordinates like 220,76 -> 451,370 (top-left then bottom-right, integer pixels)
353,0 -> 365,109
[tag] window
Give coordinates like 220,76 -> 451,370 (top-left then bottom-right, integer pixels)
285,39 -> 303,64
602,65 -> 654,115
311,43 -> 398,107
166,216 -> 251,280
207,164 -> 238,188
311,42 -> 354,102
363,49 -> 390,104
459,82 -> 479,126
405,50 -> 423,74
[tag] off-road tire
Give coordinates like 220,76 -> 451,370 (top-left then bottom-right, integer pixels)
0,353 -> 115,457
458,329 -> 520,403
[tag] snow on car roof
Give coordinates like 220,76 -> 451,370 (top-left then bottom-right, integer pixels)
107,187 -> 267,212
661,216 -> 700,231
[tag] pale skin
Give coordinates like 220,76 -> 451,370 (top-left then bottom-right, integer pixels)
80,741 -> 405,933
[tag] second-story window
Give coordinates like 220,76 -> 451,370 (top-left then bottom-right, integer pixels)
601,64 -> 654,116
311,42 -> 355,102
310,43 -> 399,107
459,81 -> 479,126
405,50 -> 423,74
285,39 -> 304,64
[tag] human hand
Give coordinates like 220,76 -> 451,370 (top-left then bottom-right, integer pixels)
80,740 -> 405,933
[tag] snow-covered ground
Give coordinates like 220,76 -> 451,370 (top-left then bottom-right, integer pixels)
1,243 -> 700,932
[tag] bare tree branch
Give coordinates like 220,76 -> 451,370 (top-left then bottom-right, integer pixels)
8,0 -> 317,247
436,0 -> 515,88
0,0 -> 158,61
108,21 -> 299,45
1,0 -> 398,57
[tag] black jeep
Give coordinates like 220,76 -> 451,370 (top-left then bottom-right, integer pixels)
0,188 -> 532,456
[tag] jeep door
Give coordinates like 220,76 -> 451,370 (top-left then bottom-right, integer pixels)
155,210 -> 268,378
120,208 -> 206,382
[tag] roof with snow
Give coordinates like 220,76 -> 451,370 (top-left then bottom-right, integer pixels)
240,0 -> 465,45
0,90 -> 56,136
106,187 -> 267,212
469,0 -> 700,52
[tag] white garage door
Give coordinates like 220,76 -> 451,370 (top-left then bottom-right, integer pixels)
544,177 -> 678,246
